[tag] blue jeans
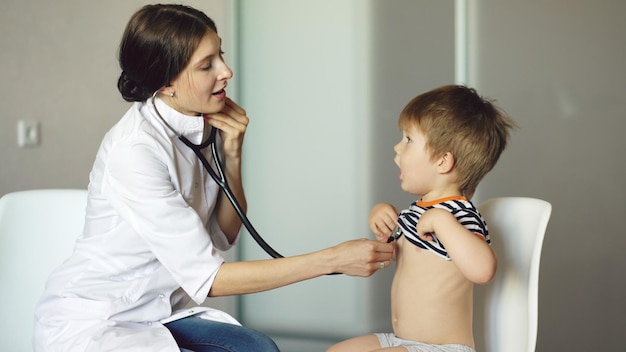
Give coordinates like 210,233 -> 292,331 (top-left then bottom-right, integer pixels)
164,316 -> 279,352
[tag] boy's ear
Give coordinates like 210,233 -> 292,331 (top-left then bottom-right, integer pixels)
437,152 -> 455,174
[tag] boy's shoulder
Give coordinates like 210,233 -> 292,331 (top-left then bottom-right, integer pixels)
414,197 -> 479,217
429,197 -> 476,212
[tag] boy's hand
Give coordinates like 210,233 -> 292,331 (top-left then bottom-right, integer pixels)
416,208 -> 451,241
369,203 -> 399,242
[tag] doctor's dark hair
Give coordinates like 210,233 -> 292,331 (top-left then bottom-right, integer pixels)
117,4 -> 217,102
399,85 -> 517,199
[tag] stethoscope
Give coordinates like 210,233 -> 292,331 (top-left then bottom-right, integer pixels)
151,92 -> 284,259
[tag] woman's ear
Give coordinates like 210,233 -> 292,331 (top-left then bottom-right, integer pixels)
158,85 -> 175,98
437,152 -> 455,174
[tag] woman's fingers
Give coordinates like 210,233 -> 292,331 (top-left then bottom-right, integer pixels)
334,239 -> 394,277
224,97 -> 246,115
206,98 -> 248,127
204,98 -> 249,158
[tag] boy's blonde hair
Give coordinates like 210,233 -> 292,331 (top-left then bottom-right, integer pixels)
399,85 -> 516,199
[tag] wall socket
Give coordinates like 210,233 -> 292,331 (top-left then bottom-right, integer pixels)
18,120 -> 40,147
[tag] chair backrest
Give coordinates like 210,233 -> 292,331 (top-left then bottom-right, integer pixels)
0,189 -> 87,351
473,197 -> 552,352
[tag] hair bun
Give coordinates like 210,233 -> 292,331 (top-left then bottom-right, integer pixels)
117,71 -> 151,102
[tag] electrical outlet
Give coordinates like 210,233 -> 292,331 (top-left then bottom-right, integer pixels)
18,120 -> 40,147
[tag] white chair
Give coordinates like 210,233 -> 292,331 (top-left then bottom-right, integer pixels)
0,189 -> 88,351
473,197 -> 552,352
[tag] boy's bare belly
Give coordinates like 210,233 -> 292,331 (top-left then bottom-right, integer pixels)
391,236 -> 475,348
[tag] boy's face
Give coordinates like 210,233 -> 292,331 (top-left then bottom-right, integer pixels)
393,125 -> 441,198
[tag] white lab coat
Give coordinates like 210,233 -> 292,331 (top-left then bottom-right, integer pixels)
33,98 -> 240,351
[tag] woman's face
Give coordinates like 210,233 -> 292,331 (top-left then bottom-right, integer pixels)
166,30 -> 233,115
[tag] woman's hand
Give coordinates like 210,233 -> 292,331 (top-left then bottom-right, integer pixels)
204,97 -> 249,160
204,97 -> 249,240
328,239 -> 395,276
369,203 -> 399,242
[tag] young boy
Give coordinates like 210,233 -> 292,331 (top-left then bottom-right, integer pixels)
328,85 -> 516,352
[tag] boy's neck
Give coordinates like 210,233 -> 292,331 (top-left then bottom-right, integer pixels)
419,185 -> 463,203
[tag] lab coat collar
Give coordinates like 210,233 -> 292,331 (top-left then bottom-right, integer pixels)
150,97 -> 206,145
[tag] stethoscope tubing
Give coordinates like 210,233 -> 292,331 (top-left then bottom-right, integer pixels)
178,130 -> 285,259
151,93 -> 284,259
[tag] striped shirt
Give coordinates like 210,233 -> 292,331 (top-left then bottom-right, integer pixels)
397,196 -> 489,261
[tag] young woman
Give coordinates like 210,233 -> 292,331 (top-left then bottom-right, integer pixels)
33,4 -> 393,352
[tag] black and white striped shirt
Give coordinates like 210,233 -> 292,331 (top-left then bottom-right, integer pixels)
397,196 -> 489,261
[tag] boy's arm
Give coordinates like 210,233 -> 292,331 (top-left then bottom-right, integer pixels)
369,203 -> 399,242
417,208 -> 497,284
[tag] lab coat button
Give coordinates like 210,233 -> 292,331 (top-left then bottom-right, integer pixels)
159,293 -> 165,300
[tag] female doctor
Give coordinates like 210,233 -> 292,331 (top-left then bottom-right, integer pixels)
33,4 -> 394,352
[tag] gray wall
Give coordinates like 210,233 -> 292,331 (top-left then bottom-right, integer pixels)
1,0 -> 624,351
469,1 -> 626,350
0,0 -> 236,196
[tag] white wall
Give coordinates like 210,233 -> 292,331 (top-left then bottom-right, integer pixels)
237,0 -> 386,339
237,0 -> 454,346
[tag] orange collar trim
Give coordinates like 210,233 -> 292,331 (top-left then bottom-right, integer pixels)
416,195 -> 467,207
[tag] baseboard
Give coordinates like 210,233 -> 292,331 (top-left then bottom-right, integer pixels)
271,334 -> 341,352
